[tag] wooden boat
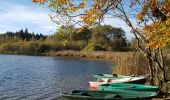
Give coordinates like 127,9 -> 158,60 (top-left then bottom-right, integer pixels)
89,76 -> 146,90
61,90 -> 157,100
98,83 -> 159,92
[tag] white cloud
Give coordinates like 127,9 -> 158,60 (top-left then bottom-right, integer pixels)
0,2 -> 56,35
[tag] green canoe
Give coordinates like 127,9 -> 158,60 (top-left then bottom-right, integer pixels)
61,90 -> 157,100
98,83 -> 159,92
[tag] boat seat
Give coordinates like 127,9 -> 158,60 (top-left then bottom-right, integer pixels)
72,90 -> 80,93
108,79 -> 112,82
97,79 -> 105,82
104,94 -> 122,98
113,74 -> 118,77
81,93 -> 93,97
101,84 -> 110,86
130,75 -> 136,77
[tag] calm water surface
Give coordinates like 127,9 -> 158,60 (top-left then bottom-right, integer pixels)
0,54 -> 113,100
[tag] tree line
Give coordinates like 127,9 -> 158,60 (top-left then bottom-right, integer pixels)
0,25 -> 136,55
0,29 -> 46,42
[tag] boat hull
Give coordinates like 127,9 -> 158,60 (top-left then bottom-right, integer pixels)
124,78 -> 146,84
61,95 -> 153,100
98,83 -> 159,92
89,77 -> 146,90
61,90 -> 157,100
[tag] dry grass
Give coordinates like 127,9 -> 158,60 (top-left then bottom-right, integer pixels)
112,52 -> 149,75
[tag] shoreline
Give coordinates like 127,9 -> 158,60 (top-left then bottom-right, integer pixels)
0,51 -> 170,97
0,50 -> 141,61
0,50 -> 149,75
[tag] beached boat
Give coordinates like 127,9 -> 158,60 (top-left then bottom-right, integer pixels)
89,76 -> 146,90
94,74 -> 147,79
61,90 -> 157,100
98,83 -> 159,92
94,74 -> 147,84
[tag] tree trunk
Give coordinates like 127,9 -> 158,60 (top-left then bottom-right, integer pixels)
147,55 -> 154,85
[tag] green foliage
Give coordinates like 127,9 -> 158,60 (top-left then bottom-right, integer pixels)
72,27 -> 91,41
84,25 -> 127,51
0,43 -> 20,54
0,26 -> 130,55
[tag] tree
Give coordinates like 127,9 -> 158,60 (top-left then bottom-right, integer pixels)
32,0 -> 169,47
89,26 -> 112,51
88,25 -> 127,51
25,28 -> 29,34
56,25 -> 75,41
72,27 -> 91,41
135,0 -> 170,48
109,27 -> 127,51
32,0 -> 170,91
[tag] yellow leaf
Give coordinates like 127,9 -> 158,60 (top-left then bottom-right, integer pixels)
79,2 -> 85,8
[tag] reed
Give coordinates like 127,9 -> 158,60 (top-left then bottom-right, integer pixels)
112,52 -> 149,75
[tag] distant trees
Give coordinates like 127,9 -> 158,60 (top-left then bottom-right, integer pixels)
72,27 -> 91,41
51,25 -> 128,51
0,26 -> 130,55
0,29 -> 46,43
85,26 -> 111,51
51,26 -> 90,50
84,25 -> 127,51
0,29 -> 47,55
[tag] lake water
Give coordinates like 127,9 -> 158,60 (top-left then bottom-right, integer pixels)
0,55 -> 113,100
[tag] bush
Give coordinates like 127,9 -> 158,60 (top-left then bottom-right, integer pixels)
0,43 -> 21,54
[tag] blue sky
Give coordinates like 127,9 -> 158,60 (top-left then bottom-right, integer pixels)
0,0 -> 133,38
0,0 -> 56,35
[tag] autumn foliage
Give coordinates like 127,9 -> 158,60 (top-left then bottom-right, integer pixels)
135,0 -> 170,48
32,0 -> 120,26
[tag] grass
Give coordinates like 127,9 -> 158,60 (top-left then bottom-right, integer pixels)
111,52 -> 148,75
168,82 -> 170,93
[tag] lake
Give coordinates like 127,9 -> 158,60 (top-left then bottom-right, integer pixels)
0,55 -> 113,100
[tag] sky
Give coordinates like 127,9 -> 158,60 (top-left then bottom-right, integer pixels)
0,0 -> 56,35
0,0 -> 133,38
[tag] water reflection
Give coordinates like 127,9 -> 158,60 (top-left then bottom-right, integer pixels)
0,55 -> 113,100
